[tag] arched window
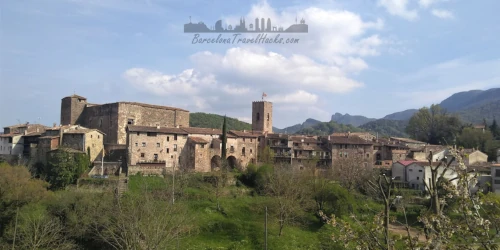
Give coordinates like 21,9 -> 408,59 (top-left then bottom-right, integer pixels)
267,113 -> 269,121
256,112 -> 260,121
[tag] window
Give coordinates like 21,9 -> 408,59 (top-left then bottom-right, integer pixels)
137,132 -> 140,136
174,134 -> 177,141
417,177 -> 420,180
167,136 -> 170,142
242,147 -> 246,155
339,152 -> 343,157
256,112 -> 260,121
98,135 -> 100,139
267,113 -> 269,121
91,135 -> 93,138
419,170 -> 423,172
409,169 -> 413,172
250,138 -> 253,142
135,142 -> 138,147
167,148 -> 169,153
344,152 -> 348,157
157,143 -> 160,148
250,149 -> 253,154
147,132 -> 157,137
140,153 -> 145,158
366,153 -> 369,158
174,144 -> 177,151
243,138 -> 246,142
128,119 -> 134,125
154,154 -> 158,160
230,146 -> 235,153
142,142 -> 146,147
496,169 -> 500,177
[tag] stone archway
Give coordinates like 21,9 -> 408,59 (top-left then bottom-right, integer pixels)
211,155 -> 222,171
227,156 -> 237,170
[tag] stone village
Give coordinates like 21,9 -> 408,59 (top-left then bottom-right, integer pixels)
1,94 -> 500,194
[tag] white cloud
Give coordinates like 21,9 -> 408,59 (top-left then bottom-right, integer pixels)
431,9 -> 454,19
268,90 -> 318,105
418,0 -> 449,8
378,0 -> 418,21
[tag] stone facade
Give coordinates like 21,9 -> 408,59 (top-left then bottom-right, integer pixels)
126,126 -> 189,173
36,136 -> 59,164
252,101 -> 273,133
61,129 -> 104,162
60,95 -> 190,145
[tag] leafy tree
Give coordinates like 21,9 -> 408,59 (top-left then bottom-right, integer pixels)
490,118 -> 499,138
43,148 -> 90,189
0,162 -> 50,238
406,104 -> 462,145
457,127 -> 493,153
258,146 -> 275,165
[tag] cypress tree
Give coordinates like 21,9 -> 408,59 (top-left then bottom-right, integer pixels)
221,115 -> 227,159
490,118 -> 499,138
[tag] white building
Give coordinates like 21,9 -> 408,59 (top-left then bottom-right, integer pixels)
0,134 -> 24,156
392,160 -> 459,191
492,164 -> 500,194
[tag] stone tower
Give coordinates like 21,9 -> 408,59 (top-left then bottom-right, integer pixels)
252,101 -> 273,133
60,94 -> 87,125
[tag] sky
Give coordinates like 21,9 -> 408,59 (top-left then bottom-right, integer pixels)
1,0 -> 500,129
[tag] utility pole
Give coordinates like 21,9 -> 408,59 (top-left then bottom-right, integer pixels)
172,159 -> 175,205
265,206 -> 268,250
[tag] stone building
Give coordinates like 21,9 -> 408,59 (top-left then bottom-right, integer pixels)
60,94 -> 189,145
126,125 -> 188,175
0,123 -> 48,160
35,125 -> 104,164
327,133 -> 374,168
252,101 -> 273,133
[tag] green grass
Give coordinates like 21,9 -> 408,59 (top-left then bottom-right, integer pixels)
127,174 -> 328,249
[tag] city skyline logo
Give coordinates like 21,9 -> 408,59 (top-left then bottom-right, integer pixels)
184,16 -> 308,33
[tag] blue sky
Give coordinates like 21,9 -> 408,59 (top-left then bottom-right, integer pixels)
1,0 -> 500,129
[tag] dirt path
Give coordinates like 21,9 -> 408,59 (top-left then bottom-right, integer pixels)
389,223 -> 427,242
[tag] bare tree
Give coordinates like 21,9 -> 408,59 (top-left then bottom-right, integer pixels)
265,164 -> 309,237
332,154 -> 370,191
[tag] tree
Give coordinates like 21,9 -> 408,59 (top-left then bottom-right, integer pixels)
258,146 -> 275,165
265,164 -> 310,236
457,127 -> 493,153
93,192 -> 191,250
5,203 -> 74,250
490,118 -> 499,138
43,148 -> 90,189
332,154 -> 370,191
406,104 -> 462,145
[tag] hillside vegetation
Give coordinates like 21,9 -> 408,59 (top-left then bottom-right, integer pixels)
190,113 -> 251,131
295,121 -> 365,135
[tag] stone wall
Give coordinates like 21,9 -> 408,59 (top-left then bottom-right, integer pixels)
61,96 -> 87,126
127,131 -> 188,168
36,137 -> 59,164
252,101 -> 273,133
61,134 -> 85,151
84,130 -> 104,162
81,103 -> 120,144
89,161 -> 122,176
117,103 -> 189,145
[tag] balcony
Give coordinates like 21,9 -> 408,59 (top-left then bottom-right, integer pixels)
270,143 -> 290,148
275,152 -> 292,158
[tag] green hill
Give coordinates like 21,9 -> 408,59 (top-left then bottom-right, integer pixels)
189,112 -> 252,131
295,120 -> 365,135
359,119 -> 409,137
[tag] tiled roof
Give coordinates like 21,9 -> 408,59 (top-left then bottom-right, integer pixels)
181,127 -> 222,135
229,130 -> 260,138
189,137 -> 208,144
64,128 -> 105,135
267,133 -> 290,139
290,136 -> 318,143
390,137 -> 427,144
118,102 -> 188,112
127,125 -> 188,135
0,133 -> 20,138
396,160 -> 417,166
329,135 -> 373,145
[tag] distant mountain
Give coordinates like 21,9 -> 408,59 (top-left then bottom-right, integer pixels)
455,99 -> 500,125
295,120 -> 365,136
190,113 -> 251,131
330,113 -> 376,127
383,109 -> 418,120
359,119 -> 409,137
274,118 -> 322,134
439,88 -> 500,112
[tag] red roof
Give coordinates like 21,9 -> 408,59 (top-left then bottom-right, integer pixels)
397,160 -> 417,166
